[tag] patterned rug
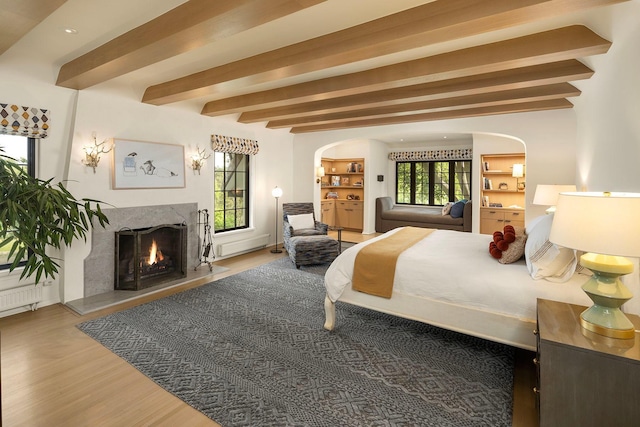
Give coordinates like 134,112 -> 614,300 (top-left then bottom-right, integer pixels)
78,258 -> 514,426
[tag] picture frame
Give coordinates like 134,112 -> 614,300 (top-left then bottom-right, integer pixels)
112,138 -> 185,189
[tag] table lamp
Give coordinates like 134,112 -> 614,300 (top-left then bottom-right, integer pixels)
533,184 -> 577,213
512,163 -> 524,190
550,192 -> 640,339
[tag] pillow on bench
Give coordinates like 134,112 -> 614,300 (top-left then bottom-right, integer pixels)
450,199 -> 468,218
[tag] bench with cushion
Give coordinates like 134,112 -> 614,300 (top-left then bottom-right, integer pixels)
375,197 -> 472,233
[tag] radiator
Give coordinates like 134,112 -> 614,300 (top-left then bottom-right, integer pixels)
217,234 -> 270,257
0,283 -> 43,312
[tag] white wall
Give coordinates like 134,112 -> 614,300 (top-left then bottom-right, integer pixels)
292,108 -> 578,233
4,0 -> 638,315
0,68 -> 295,311
573,0 -> 640,192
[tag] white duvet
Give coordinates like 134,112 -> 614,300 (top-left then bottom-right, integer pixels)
325,228 -> 592,322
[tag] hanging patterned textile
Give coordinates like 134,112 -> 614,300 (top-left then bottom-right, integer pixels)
211,134 -> 259,155
0,103 -> 50,139
388,148 -> 472,161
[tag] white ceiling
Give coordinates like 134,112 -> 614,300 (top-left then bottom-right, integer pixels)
0,0 -> 623,143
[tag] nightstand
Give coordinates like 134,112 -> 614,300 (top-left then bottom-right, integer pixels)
535,298 -> 640,427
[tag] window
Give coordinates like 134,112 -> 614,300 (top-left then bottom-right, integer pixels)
213,152 -> 249,232
396,160 -> 471,206
1,135 -> 36,269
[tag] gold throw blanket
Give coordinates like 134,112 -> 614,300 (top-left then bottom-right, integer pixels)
352,227 -> 434,298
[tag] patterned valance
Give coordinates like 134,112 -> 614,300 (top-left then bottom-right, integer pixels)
211,134 -> 259,155
0,103 -> 50,138
388,148 -> 472,161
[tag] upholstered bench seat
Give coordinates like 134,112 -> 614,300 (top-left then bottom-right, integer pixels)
287,235 -> 339,268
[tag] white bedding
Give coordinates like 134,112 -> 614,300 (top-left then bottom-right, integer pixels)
325,227 -> 593,323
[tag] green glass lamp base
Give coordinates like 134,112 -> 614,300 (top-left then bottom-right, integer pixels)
580,308 -> 635,339
579,253 -> 635,340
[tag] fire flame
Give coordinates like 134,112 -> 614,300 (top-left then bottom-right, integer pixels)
148,239 -> 164,265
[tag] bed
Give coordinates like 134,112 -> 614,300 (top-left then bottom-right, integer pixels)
324,223 -> 595,351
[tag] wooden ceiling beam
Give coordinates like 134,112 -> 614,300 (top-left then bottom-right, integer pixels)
266,83 -> 581,128
143,0 -> 625,105
238,60 -> 593,123
55,0 -> 325,89
0,0 -> 67,56
201,26 -> 609,116
289,99 -> 574,133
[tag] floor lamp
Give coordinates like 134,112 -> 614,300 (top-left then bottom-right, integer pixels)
271,186 -> 283,253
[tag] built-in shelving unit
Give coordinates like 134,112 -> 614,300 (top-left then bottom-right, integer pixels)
480,153 -> 526,234
320,157 -> 364,231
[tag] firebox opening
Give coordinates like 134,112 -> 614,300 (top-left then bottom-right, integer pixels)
115,223 -> 187,291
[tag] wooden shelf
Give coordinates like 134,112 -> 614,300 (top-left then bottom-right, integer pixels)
482,170 -> 525,175
484,189 -> 525,194
320,157 -> 364,231
480,153 -> 526,234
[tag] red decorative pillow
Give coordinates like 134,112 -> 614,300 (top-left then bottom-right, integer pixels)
489,225 -> 527,264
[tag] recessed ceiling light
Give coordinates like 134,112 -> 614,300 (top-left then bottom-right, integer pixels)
443,136 -> 448,139
64,28 -> 78,34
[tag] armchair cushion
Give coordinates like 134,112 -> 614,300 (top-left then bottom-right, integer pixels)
287,213 -> 315,231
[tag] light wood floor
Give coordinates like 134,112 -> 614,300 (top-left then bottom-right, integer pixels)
0,231 -> 536,426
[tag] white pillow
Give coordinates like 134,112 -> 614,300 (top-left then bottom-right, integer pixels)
442,202 -> 454,215
524,214 -> 577,282
287,213 -> 315,230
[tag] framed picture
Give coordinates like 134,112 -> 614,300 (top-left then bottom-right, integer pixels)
112,139 -> 185,189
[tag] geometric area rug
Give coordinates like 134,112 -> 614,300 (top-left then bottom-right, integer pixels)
77,258 -> 514,426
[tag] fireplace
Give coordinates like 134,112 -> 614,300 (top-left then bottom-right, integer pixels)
115,223 -> 187,290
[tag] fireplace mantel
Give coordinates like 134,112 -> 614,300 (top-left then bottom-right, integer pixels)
84,203 -> 197,298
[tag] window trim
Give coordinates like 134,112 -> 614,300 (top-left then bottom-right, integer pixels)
1,136 -> 36,271
213,152 -> 250,233
395,159 -> 471,206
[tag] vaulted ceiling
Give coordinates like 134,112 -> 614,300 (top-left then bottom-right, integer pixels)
1,0 -> 629,134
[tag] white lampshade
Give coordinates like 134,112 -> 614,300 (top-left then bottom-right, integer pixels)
271,186 -> 283,198
316,166 -> 325,178
512,163 -> 524,178
550,192 -> 640,258
533,184 -> 577,206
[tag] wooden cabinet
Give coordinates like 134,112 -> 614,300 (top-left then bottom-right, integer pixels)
480,153 -> 526,234
320,200 -> 335,227
335,200 -> 363,230
536,299 -> 640,427
320,157 -> 364,231
480,207 -> 525,234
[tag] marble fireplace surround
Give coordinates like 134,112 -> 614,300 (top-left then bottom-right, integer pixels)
83,203 -> 198,298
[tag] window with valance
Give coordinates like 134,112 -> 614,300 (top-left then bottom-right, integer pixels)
390,149 -> 472,206
211,135 -> 258,232
0,103 -> 50,139
388,148 -> 472,162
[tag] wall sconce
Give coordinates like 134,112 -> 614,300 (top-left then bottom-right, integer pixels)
316,166 -> 325,183
82,132 -> 112,173
191,145 -> 211,175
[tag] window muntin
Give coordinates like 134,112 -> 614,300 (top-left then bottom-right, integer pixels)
1,135 -> 36,269
395,160 -> 471,206
213,152 -> 249,232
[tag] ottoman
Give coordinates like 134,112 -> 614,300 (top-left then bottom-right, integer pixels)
287,235 -> 339,268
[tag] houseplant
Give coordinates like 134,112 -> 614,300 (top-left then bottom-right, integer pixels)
0,150 -> 109,282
